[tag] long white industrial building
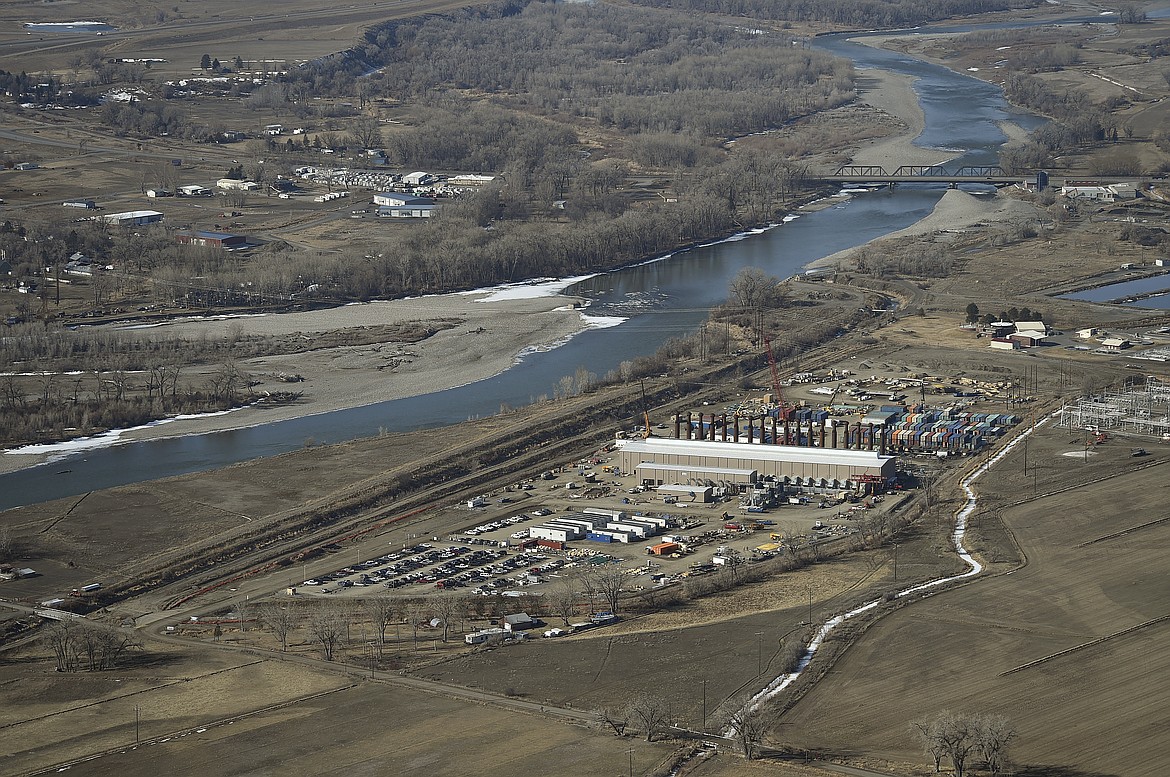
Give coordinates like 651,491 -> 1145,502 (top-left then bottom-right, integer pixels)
615,437 -> 896,490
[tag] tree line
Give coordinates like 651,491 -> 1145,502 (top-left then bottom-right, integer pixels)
622,0 -> 1035,29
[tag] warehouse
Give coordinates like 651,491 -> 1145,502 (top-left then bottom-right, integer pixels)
616,437 -> 896,492
101,210 -> 164,226
175,230 -> 249,249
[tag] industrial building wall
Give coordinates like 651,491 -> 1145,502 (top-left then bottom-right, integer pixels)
618,444 -> 895,486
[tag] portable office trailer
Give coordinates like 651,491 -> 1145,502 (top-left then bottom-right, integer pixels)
530,525 -> 577,543
635,515 -> 668,528
606,522 -> 648,539
583,508 -> 627,521
593,529 -> 633,543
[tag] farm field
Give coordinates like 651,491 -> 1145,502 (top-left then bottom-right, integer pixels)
0,646 -> 350,775
777,427 -> 1170,776
21,676 -> 675,777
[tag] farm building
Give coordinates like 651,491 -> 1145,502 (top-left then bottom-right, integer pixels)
178,185 -> 212,197
101,210 -> 163,226
615,437 -> 897,491
63,198 -> 96,209
175,230 -> 248,249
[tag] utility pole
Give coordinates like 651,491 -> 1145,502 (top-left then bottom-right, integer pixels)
700,679 -> 707,730
135,704 -> 140,744
893,543 -> 899,581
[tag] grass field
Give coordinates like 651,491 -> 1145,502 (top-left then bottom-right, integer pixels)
775,426 -> 1170,776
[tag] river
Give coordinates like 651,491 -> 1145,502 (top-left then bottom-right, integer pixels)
0,26 -> 1048,511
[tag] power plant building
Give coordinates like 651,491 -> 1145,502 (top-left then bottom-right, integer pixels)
615,437 -> 896,491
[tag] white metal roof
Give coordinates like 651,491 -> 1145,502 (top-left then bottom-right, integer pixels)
103,210 -> 163,220
617,436 -> 893,467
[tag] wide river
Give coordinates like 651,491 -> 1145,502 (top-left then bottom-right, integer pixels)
0,27 -> 1047,510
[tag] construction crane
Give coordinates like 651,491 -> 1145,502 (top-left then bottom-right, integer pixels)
639,379 -> 653,439
763,334 -> 788,418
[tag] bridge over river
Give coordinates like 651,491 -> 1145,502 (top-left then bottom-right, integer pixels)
811,164 -> 1053,188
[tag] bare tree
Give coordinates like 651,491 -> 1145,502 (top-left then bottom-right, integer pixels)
913,711 -> 981,777
627,694 -> 670,742
404,599 -> 429,645
308,603 -> 346,661
593,564 -> 626,614
975,714 -> 1016,775
44,620 -> 80,671
579,569 -> 600,613
720,695 -> 776,760
364,596 -> 399,649
596,706 -> 628,737
258,602 -> 297,651
349,116 -> 384,150
432,595 -> 464,642
912,716 -> 947,773
234,597 -> 252,633
549,575 -> 579,626
727,267 -> 785,309
0,524 -> 14,562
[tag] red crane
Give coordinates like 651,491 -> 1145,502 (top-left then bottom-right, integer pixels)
763,334 -> 788,420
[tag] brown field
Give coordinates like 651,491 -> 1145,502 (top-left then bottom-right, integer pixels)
0,646 -> 352,775
776,426 -> 1170,776
1,658 -> 676,777
0,0 -> 476,77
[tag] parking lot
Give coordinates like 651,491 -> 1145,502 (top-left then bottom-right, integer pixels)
294,460 -> 899,600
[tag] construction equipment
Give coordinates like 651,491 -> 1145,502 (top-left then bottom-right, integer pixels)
763,334 -> 790,424
639,380 -> 652,439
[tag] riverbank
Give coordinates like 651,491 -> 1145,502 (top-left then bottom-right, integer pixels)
0,286 -> 592,475
0,65 -> 971,477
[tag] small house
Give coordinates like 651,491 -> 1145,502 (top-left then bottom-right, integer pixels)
1101,338 -> 1131,352
501,613 -> 537,632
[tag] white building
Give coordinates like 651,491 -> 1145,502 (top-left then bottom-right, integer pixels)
402,171 -> 435,187
217,178 -> 258,191
101,210 -> 164,226
447,174 -> 496,187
